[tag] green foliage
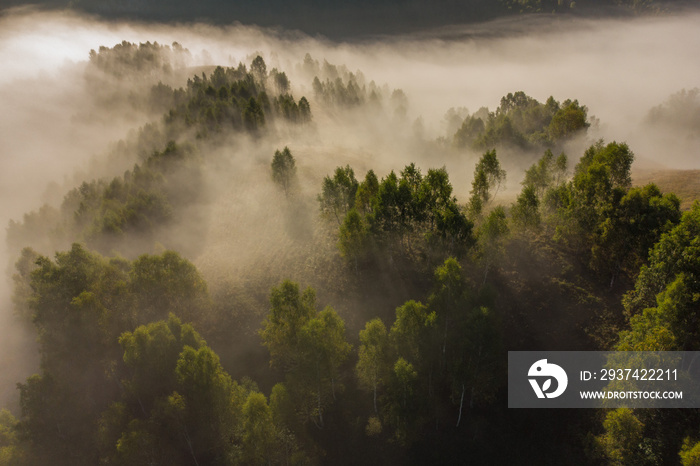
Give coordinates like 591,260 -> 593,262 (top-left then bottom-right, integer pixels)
680,437 -> 700,466
10,244 -> 217,465
385,357 -> 418,443
0,410 -> 22,466
129,250 -> 211,325
354,170 -> 379,215
271,146 -> 297,197
370,256 -> 504,444
468,150 -> 506,217
550,140 -> 680,286
318,165 -> 359,224
119,315 -> 204,411
477,206 -> 509,283
454,91 -> 589,150
251,55 -> 267,85
623,202 -> 700,317
0,411 -> 17,450
11,248 -> 40,321
523,149 -> 568,198
298,96 -> 311,122
308,57 -> 405,114
338,208 -> 369,268
261,281 -> 351,427
616,303 -> 677,351
261,280 -> 317,370
356,319 -> 390,414
575,140 -> 634,191
121,59 -> 311,137
549,99 -> 589,140
8,140 -> 203,256
595,408 -> 654,465
243,96 -> 266,131
392,358 -> 417,407
104,318 -> 251,465
389,300 -> 436,366
313,76 -> 364,107
295,307 -> 352,426
511,185 -> 541,229
88,40 -> 190,79
590,183 -> 681,284
274,94 -> 312,123
270,68 -> 290,94
453,115 -> 485,148
241,392 -> 276,465
325,164 -> 474,266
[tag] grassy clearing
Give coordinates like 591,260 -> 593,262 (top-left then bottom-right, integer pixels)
633,169 -> 700,210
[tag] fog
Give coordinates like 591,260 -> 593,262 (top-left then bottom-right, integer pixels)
1,6 -> 699,410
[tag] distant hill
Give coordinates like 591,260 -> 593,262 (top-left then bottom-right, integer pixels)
2,0 -> 695,39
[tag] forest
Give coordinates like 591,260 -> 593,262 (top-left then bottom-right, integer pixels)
1,5 -> 700,466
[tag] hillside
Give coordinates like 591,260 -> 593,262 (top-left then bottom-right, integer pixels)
633,168 -> 700,210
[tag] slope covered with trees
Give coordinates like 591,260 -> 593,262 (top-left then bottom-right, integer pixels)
2,37 -> 700,466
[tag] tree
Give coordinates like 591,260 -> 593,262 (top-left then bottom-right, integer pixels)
0,409 -> 22,466
451,306 -> 501,427
477,206 -> 509,285
623,202 -> 700,318
11,247 -> 39,322
338,208 -> 369,271
260,280 -> 316,370
241,392 -> 276,465
271,146 -> 297,198
119,315 -> 204,414
390,300 -> 436,367
298,97 -> 311,122
295,307 -> 352,428
356,319 -> 390,414
453,115 -> 485,148
595,408 -> 654,465
318,165 -> 359,224
130,250 -> 211,326
173,345 -> 242,465
590,184 -> 680,287
103,316 -> 249,466
522,149 -> 558,198
428,258 -> 464,365
243,97 -> 265,132
680,438 -> 700,466
548,99 -> 589,140
513,184 -> 540,230
251,55 -> 267,86
260,281 -> 351,428
468,150 -> 506,217
575,140 -> 634,191
271,68 -> 290,93
385,358 -> 418,443
354,170 -> 379,215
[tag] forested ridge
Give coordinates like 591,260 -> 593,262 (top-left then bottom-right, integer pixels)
0,0 -> 690,39
1,39 -> 700,466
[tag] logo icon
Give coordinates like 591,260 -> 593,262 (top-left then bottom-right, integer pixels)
528,359 -> 568,399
